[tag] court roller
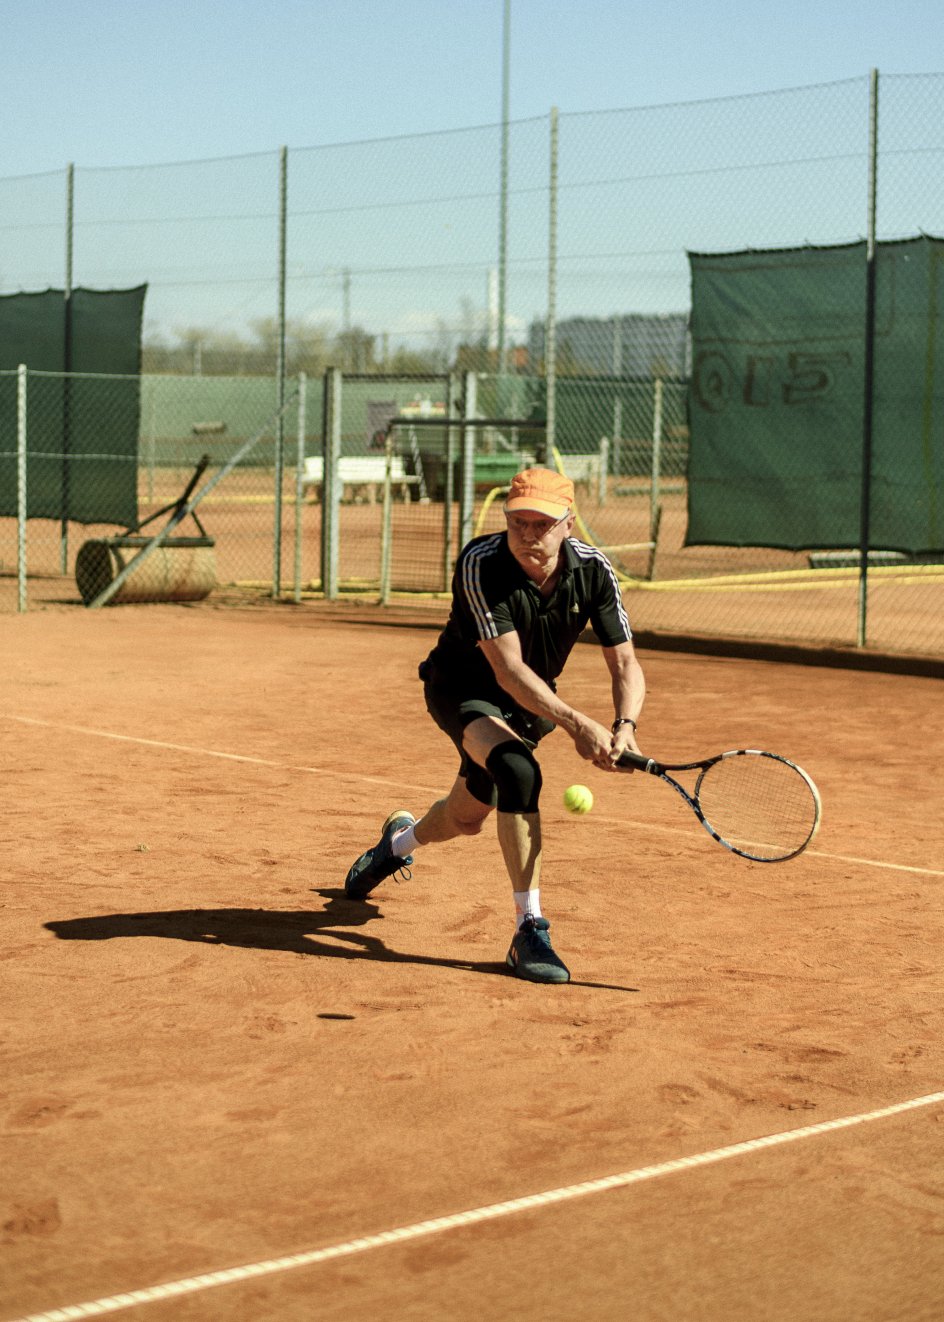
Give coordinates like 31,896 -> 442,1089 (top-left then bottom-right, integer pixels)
75,534 -> 216,605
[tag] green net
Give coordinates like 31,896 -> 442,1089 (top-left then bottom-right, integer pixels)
0,286 -> 145,525
687,237 -> 944,555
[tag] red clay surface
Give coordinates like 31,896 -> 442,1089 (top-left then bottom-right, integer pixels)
3,601 -> 944,1321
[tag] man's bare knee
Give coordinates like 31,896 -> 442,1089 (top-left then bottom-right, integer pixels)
414,783 -> 491,847
444,793 -> 492,836
454,811 -> 488,837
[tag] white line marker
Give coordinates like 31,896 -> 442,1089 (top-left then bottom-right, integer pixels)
5,716 -> 285,767
4,714 -> 942,878
3,716 -> 440,794
8,1090 -> 944,1322
804,849 -> 944,877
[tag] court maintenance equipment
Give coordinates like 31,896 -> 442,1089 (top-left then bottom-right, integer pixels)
76,456 -> 216,607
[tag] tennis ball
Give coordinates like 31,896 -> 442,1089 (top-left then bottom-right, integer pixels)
563,784 -> 593,815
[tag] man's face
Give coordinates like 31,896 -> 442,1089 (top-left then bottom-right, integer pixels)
505,509 -> 575,579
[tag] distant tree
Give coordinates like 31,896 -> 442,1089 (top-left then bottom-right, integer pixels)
331,326 -> 376,373
387,345 -> 440,374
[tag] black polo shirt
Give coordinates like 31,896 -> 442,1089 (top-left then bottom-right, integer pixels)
423,532 -> 633,694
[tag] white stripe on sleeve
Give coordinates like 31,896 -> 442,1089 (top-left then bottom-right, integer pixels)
460,535 -> 504,640
569,539 -> 632,638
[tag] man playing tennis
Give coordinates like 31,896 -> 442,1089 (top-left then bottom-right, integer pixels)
344,466 -> 645,984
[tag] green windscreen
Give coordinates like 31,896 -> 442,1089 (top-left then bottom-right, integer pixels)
0,285 -> 146,525
687,238 -> 944,554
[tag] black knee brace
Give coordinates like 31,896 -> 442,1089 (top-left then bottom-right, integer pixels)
485,740 -> 543,813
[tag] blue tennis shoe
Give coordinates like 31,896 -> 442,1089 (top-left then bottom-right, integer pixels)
344,810 -> 415,900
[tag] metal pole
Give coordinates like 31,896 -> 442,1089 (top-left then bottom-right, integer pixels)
321,367 -> 341,599
64,160 -> 73,316
544,106 -> 559,465
293,371 -> 307,603
342,269 -> 352,368
459,371 -> 477,548
496,0 -> 511,374
273,145 -> 288,597
856,69 -> 879,648
444,372 -> 461,589
17,365 -> 28,613
612,315 -> 623,478
60,162 -> 74,573
650,377 -> 664,542
380,433 -> 394,605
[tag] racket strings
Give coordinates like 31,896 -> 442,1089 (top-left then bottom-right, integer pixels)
696,754 -> 818,861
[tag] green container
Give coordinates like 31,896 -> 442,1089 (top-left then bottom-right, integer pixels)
474,455 -> 522,488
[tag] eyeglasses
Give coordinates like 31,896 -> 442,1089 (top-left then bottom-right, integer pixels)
504,511 -> 570,538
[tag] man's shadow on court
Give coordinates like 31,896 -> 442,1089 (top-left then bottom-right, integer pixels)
44,889 -> 637,992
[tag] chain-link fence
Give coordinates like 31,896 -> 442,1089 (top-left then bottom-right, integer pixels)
6,75 -> 942,374
3,364 -> 940,659
1,72 -> 943,657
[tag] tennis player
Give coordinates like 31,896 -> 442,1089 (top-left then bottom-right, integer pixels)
344,466 -> 645,984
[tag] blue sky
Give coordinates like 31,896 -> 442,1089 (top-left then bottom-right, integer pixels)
2,1 -> 941,348
3,0 -> 943,174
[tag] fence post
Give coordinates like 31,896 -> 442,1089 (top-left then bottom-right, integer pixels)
459,371 -> 477,549
61,162 -> 74,574
543,106 -> 559,465
293,371 -> 307,604
272,144 -> 288,597
611,315 -> 623,480
650,377 -> 664,546
857,69 -> 880,648
444,371 -> 461,589
497,0 -> 510,373
17,364 -> 28,613
321,367 -> 341,599
380,433 -> 394,605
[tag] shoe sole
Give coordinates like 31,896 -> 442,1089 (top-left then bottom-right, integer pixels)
505,953 -> 570,984
381,809 -> 415,834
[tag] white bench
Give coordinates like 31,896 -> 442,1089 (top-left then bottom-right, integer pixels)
556,452 -> 602,486
301,455 -> 419,504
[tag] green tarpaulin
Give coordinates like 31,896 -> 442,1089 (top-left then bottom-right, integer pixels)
687,238 -> 944,554
0,286 -> 146,525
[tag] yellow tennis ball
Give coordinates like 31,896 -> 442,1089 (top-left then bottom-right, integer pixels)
563,784 -> 593,815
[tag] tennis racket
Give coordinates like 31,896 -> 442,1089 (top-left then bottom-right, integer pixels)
617,748 -> 821,862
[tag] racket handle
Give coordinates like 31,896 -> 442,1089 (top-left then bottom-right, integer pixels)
616,750 -> 663,774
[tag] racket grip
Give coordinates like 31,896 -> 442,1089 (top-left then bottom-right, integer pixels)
616,750 -> 661,774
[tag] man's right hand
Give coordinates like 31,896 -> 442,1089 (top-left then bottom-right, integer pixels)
573,715 -> 620,771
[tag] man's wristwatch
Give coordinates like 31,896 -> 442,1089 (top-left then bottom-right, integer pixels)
612,717 -> 637,733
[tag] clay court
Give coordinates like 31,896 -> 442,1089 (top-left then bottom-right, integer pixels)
3,601 -> 944,1321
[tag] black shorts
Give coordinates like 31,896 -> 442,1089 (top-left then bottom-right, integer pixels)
419,658 -> 555,806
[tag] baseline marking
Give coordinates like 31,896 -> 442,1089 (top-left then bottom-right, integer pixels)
9,1090 -> 944,1322
5,714 -> 943,879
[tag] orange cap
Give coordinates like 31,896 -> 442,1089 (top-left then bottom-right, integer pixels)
504,467 -> 575,518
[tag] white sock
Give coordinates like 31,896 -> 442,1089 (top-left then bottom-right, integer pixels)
391,824 -> 418,857
513,889 -> 542,930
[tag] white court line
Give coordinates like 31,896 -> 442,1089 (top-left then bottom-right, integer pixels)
8,1090 -> 944,1322
3,715 -> 432,794
804,849 -> 944,877
5,714 -> 944,879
